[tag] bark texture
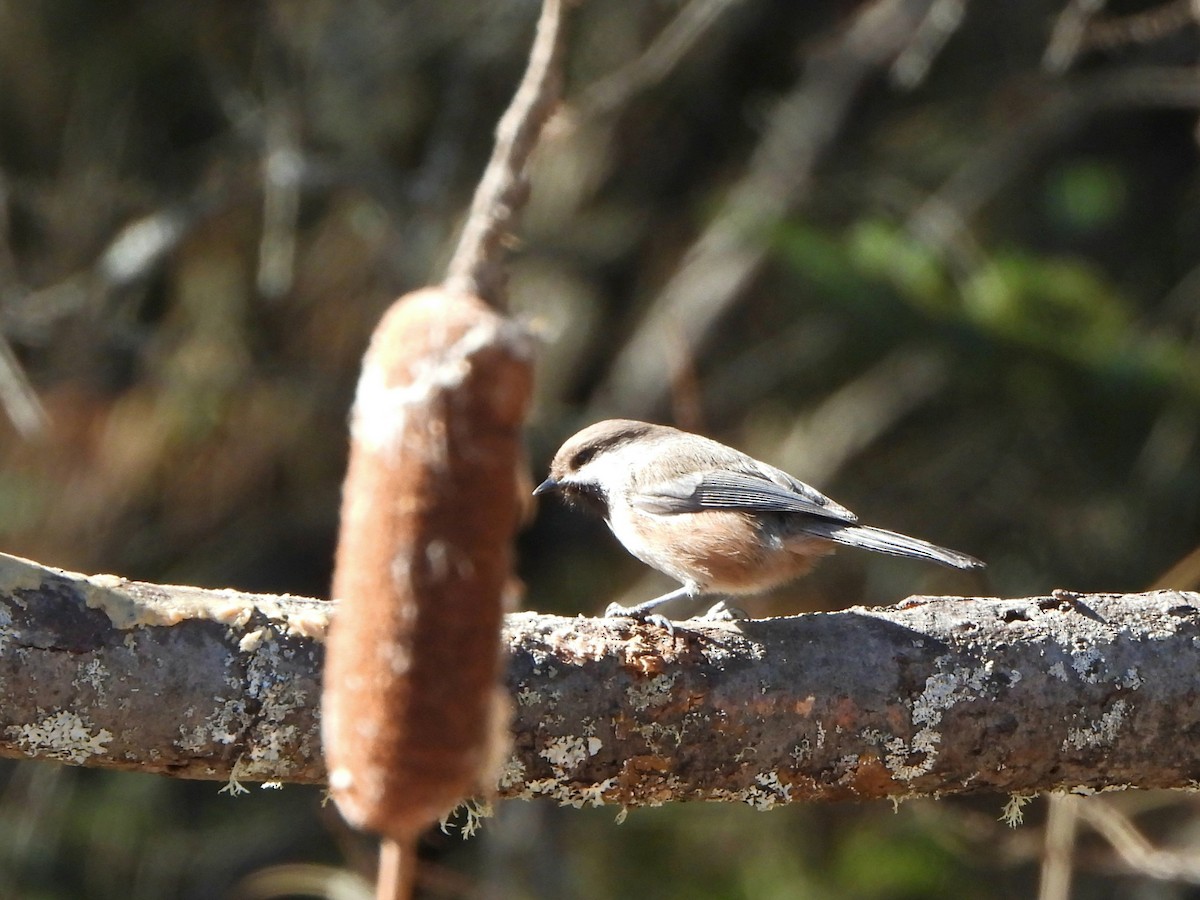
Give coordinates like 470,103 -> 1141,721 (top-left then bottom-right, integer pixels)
0,552 -> 326,784
1,551 -> 1197,808
503,593 -> 1200,808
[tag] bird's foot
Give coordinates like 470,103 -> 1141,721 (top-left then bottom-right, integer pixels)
691,599 -> 748,621
603,602 -> 677,635
603,601 -> 633,618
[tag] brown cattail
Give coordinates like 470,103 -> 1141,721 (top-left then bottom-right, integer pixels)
322,286 -> 533,843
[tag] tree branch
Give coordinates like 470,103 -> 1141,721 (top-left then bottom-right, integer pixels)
1,552 -> 1198,808
0,552 -> 328,784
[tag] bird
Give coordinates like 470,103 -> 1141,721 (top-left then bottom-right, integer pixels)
533,419 -> 983,622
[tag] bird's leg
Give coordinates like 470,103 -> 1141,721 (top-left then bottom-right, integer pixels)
604,585 -> 695,621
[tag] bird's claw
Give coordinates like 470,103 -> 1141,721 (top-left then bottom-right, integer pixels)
693,599 -> 748,621
604,602 -> 677,635
644,614 -> 676,634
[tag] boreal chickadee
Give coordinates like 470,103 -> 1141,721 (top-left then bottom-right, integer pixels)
534,419 -> 983,621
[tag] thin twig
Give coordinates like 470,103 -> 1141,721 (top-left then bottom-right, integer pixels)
1076,800 -> 1200,884
890,0 -> 967,89
1038,794 -> 1080,900
0,334 -> 48,440
775,347 -> 948,485
98,205 -> 206,288
256,43 -> 302,301
1081,0 -> 1197,54
1044,0 -> 1109,73
443,0 -> 569,309
574,0 -> 744,120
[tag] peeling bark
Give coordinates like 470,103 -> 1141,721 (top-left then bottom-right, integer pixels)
1,552 -> 1198,808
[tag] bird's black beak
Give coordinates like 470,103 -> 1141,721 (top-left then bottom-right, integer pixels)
532,478 -> 559,497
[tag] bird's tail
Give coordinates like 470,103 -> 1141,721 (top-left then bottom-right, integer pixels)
801,521 -> 984,570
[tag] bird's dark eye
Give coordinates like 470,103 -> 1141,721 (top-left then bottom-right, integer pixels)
568,446 -> 597,470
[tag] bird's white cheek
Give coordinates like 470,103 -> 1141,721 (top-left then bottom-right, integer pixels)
572,451 -> 638,489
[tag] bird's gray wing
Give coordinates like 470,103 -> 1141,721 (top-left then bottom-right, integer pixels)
631,469 -> 857,521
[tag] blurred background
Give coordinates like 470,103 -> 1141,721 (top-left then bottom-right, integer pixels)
1,0 -> 1199,896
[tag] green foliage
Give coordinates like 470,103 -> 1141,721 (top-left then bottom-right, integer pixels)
848,219 -> 952,314
1044,160 -> 1128,234
831,821 -> 959,900
960,252 -> 1129,362
780,216 -> 1200,404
